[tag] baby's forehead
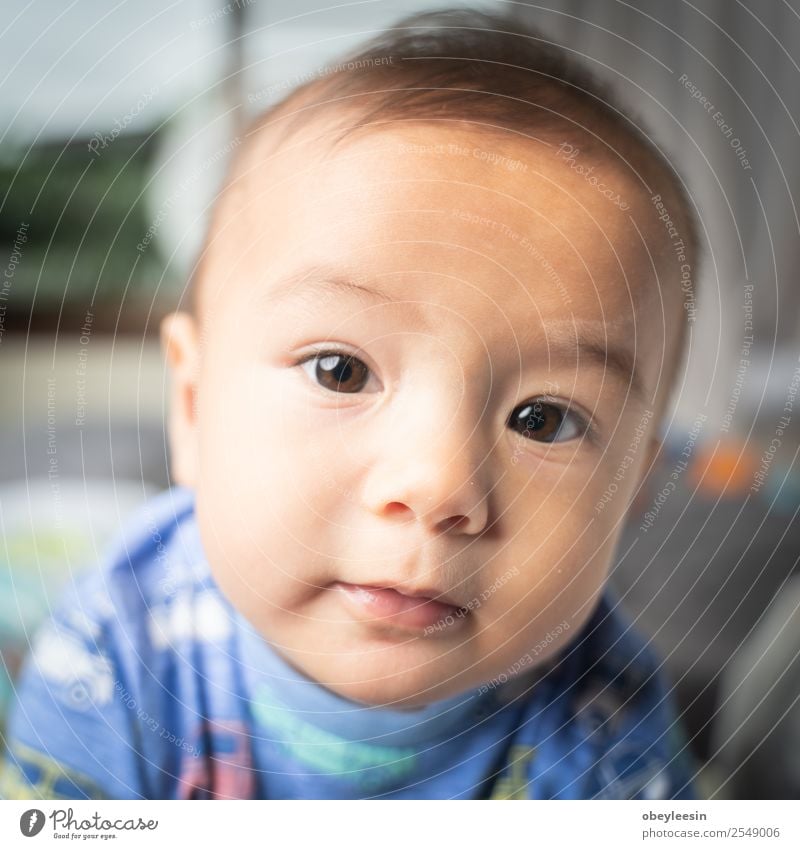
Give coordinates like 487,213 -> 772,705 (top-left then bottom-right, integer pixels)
201,121 -> 681,339
223,121 -> 658,247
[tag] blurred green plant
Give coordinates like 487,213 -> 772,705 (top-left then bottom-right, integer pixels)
0,134 -> 176,325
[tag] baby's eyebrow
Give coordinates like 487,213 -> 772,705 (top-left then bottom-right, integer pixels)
520,320 -> 648,403
261,265 -> 394,307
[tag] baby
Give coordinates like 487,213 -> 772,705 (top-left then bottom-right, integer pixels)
1,9 -> 699,799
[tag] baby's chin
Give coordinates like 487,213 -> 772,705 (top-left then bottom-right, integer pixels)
259,612 -> 566,711
276,642 -> 472,708
310,653 -> 547,709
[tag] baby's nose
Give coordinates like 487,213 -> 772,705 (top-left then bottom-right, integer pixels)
362,420 -> 493,535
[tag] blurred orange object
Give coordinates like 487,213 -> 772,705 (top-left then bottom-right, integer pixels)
689,440 -> 760,497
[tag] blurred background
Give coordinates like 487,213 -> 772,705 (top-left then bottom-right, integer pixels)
1,0 -> 799,799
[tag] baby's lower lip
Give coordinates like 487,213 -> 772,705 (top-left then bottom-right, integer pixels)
331,581 -> 469,633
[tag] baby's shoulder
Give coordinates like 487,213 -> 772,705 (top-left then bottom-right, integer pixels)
49,486 -> 222,651
539,594 -> 692,798
26,487 -> 235,707
547,593 -> 670,732
486,593 -> 693,799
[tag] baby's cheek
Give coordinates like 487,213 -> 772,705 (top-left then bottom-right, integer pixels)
194,454 -> 308,591
492,531 -> 610,654
499,487 -> 617,618
482,574 -> 603,679
513,538 -> 610,617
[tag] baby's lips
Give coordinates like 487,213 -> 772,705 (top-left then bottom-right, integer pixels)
330,581 -> 470,632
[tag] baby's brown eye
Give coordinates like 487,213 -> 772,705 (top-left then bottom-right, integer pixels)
507,400 -> 583,443
302,352 -> 370,393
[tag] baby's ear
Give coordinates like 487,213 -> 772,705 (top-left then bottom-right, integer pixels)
160,311 -> 200,487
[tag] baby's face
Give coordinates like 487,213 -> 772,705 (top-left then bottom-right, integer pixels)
167,124 -> 680,707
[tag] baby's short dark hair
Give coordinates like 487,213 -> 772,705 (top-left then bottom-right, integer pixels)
193,6 -> 699,346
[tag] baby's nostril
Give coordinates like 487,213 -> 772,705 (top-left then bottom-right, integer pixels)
385,501 -> 411,518
440,515 -> 468,532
